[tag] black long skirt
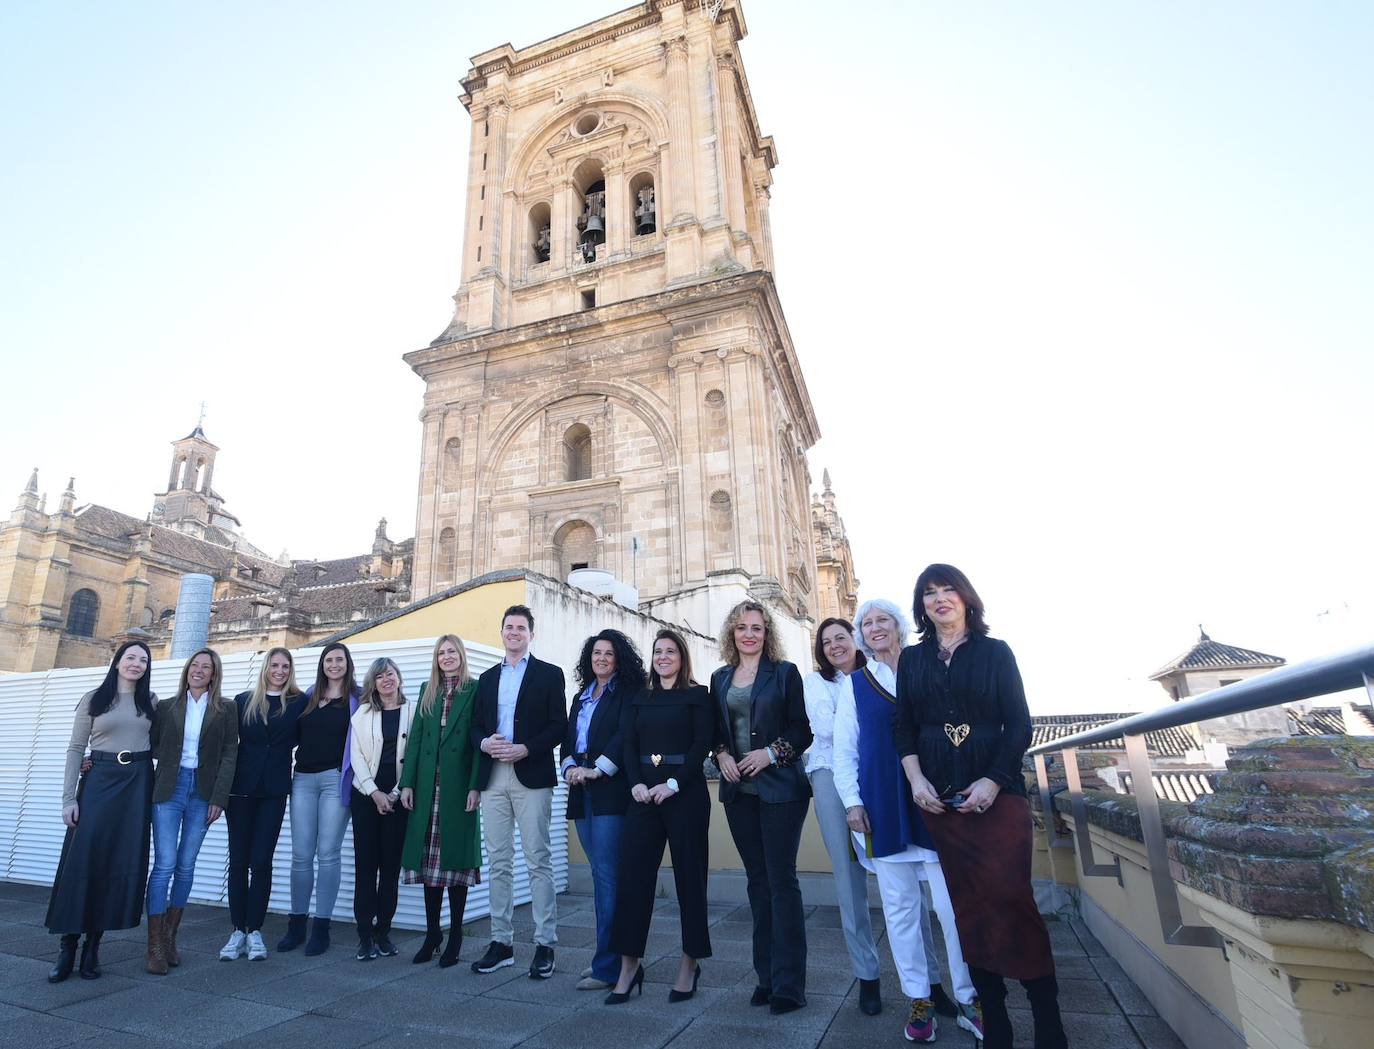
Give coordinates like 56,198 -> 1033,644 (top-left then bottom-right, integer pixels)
45,753 -> 153,934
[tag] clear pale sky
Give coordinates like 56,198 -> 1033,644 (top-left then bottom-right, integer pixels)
2,2 -> 1370,713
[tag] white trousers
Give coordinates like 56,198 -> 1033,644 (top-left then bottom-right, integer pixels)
873,856 -> 974,1003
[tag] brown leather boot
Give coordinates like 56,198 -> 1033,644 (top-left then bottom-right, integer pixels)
145,914 -> 169,975
163,906 -> 184,968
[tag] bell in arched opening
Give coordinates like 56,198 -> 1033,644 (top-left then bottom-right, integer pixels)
578,180 -> 606,260
634,185 -> 656,235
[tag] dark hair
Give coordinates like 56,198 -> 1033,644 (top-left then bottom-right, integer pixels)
814,617 -> 868,682
912,563 -> 989,640
574,629 -> 647,693
306,642 -> 356,715
501,604 -> 535,631
649,628 -> 698,690
89,640 -> 156,720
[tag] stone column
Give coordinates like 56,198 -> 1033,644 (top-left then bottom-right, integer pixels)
459,103 -> 488,286
604,159 -> 628,259
483,94 -> 511,274
715,53 -> 747,237
663,35 -> 696,227
1172,736 -> 1374,1049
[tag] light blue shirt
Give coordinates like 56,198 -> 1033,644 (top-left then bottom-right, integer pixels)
497,654 -> 528,740
561,676 -> 620,780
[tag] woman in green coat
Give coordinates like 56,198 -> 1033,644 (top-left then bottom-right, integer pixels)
399,634 -> 482,968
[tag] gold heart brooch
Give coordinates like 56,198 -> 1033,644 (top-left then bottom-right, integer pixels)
944,723 -> 970,748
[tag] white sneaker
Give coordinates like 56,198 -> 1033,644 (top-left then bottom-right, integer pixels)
246,930 -> 268,960
219,929 -> 247,961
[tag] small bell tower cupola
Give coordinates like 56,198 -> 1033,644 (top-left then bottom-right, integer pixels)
154,413 -> 220,535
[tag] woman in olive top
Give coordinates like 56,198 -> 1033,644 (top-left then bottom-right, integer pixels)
146,647 -> 238,975
710,600 -> 813,1015
279,641 -> 360,956
606,628 -> 714,1005
348,658 -> 410,961
399,634 -> 483,968
46,640 -> 158,983
220,647 -> 305,962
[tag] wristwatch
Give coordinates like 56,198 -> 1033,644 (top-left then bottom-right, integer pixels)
666,777 -> 680,793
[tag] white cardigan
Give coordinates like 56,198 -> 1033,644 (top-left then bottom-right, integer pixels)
350,701 -> 410,797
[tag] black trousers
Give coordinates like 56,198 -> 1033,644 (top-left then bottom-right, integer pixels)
225,794 -> 288,932
608,779 -> 712,960
349,790 -> 407,938
724,793 -> 809,1004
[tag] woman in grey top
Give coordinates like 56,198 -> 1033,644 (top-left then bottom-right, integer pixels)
46,640 -> 158,982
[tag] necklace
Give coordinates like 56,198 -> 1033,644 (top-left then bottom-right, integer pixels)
937,633 -> 968,662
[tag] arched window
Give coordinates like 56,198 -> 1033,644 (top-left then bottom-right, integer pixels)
563,423 -> 592,482
66,589 -> 99,638
528,201 -> 551,264
573,159 -> 606,263
629,171 -> 656,236
554,520 -> 597,580
436,527 -> 456,584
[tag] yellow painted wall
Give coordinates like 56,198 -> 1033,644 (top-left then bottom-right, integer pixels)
343,578 -> 526,649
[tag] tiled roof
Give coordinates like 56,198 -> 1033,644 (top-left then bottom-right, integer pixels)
1120,770 -> 1218,804
73,504 -> 286,582
1031,714 -> 1200,758
292,555 -> 375,589
1292,706 -> 1374,736
1149,630 -> 1285,680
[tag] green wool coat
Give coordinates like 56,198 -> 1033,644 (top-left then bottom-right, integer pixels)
399,679 -> 483,874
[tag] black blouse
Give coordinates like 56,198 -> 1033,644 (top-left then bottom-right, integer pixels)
621,685 -> 714,790
295,700 -> 350,774
892,633 -> 1032,798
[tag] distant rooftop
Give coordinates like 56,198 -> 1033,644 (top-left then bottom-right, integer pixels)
1149,626 -> 1285,680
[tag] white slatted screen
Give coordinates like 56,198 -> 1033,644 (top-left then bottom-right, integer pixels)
3,637 -> 569,931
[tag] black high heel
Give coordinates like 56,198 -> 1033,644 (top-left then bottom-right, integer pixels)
668,964 -> 701,1003
604,965 -> 645,1004
412,932 -> 442,964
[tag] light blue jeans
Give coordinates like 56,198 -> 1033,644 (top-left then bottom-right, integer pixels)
289,769 -> 352,918
148,766 -> 210,916
574,793 -> 624,983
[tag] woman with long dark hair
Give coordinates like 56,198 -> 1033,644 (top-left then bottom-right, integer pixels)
349,658 -> 410,961
710,601 -> 813,1014
894,564 -> 1065,1049
399,635 -> 483,967
146,647 -> 238,975
560,629 -> 643,990
220,647 -> 305,961
46,640 -> 158,982
279,641 -> 359,956
606,628 -> 714,1005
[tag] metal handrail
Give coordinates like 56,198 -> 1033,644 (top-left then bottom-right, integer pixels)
1028,641 -> 1374,950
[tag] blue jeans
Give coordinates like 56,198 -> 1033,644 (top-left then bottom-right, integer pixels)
289,769 -> 352,918
574,794 -> 624,982
148,766 -> 211,915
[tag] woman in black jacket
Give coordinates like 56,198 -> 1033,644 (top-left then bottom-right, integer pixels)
605,628 -> 714,1005
220,648 -> 304,961
710,600 -> 813,1015
559,629 -> 642,991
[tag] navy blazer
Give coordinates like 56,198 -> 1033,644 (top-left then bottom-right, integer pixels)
471,654 -> 568,790
229,690 -> 304,798
560,679 -> 635,818
710,658 -> 812,805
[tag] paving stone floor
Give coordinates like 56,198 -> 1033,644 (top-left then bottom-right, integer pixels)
0,880 -> 1184,1049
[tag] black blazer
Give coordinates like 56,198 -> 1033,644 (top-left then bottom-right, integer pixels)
229,690 -> 304,798
560,680 -> 635,817
710,659 -> 812,805
472,654 -> 568,790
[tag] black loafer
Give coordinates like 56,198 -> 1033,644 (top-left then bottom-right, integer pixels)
858,977 -> 882,1015
750,985 -> 772,1006
769,995 -> 806,1015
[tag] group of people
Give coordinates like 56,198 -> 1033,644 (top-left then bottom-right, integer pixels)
44,566 -> 1067,1049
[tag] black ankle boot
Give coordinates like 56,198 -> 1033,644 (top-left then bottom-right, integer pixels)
971,967 -> 1013,1049
413,930 -> 442,964
78,932 -> 103,980
277,913 -> 308,952
1023,973 -> 1068,1049
48,934 -> 78,983
857,977 -> 881,1015
303,917 -> 331,956
438,927 -> 462,968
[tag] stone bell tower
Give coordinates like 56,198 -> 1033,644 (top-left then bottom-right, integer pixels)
407,0 -> 821,627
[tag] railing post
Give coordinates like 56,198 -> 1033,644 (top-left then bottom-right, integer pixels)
1061,746 -> 1122,885
1122,733 -> 1224,948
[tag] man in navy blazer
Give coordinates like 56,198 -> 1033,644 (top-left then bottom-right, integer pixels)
469,604 -> 568,979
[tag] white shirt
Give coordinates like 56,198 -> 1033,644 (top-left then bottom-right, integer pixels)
180,691 -> 208,769
831,658 -> 938,871
802,670 -> 845,773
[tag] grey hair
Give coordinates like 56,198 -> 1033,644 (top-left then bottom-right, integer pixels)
854,598 -> 912,659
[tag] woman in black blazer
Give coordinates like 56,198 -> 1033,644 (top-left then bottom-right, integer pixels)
560,630 -> 642,990
710,600 -> 813,1014
220,648 -> 304,962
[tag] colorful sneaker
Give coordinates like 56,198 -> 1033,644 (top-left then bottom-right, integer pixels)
904,998 -> 938,1043
957,997 -> 985,1041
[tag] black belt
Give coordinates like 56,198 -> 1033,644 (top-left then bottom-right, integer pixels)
90,749 -> 152,765
918,725 -> 1001,747
640,753 -> 686,767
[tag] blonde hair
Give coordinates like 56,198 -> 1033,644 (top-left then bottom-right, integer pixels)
245,647 -> 303,725
359,657 -> 407,711
421,634 -> 471,717
718,600 -> 785,666
175,648 -> 229,712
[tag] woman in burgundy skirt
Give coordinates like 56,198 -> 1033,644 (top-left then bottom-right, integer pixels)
893,563 -> 1067,1049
